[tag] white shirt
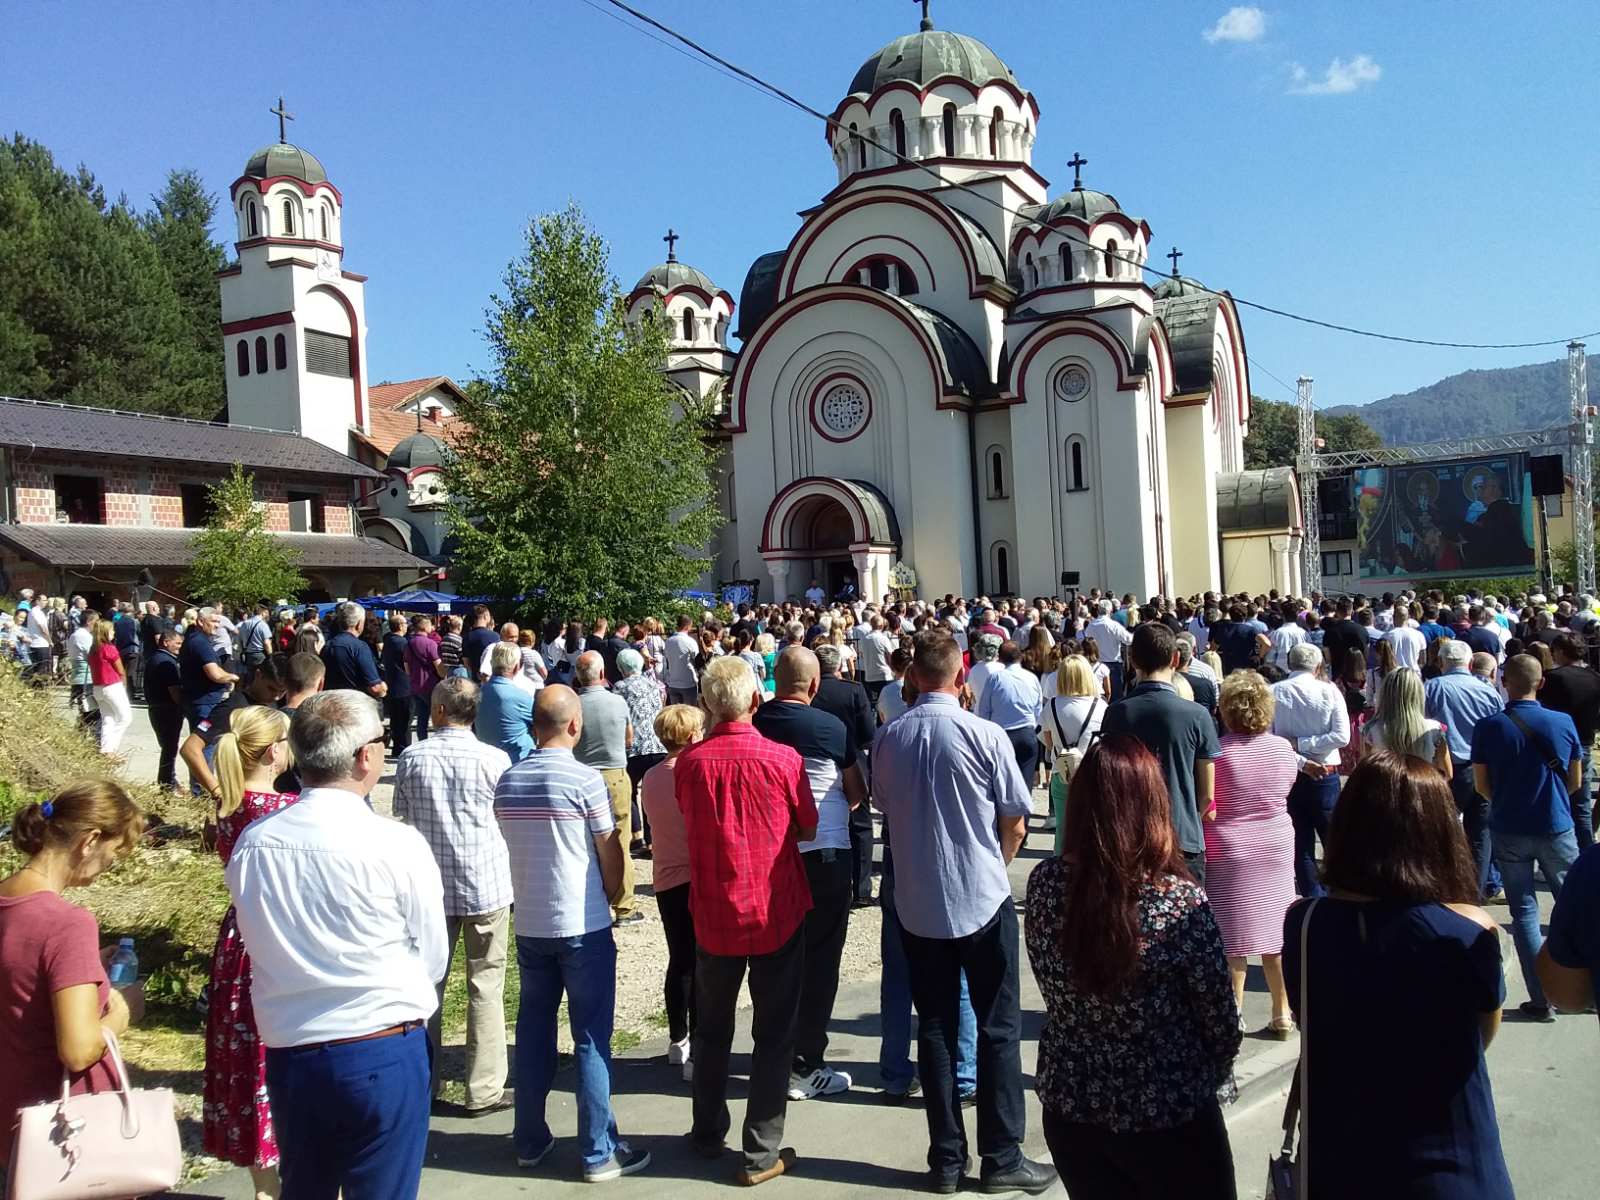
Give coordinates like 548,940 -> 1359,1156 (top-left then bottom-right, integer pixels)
1266,623 -> 1306,670
1086,615 -> 1133,664
226,787 -> 448,1047
966,659 -> 999,707
805,586 -> 825,606
663,631 -> 700,689
1185,657 -> 1219,688
25,603 -> 51,649
68,624 -> 93,668
1385,623 -> 1426,671
858,630 -> 896,682
1269,670 -> 1352,768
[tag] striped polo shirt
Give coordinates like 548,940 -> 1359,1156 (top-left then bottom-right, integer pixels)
494,746 -> 615,938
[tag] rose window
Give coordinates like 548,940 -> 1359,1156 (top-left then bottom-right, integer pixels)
1055,366 -> 1090,402
819,384 -> 868,435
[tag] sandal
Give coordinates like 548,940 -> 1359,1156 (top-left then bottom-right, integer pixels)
1266,1017 -> 1296,1040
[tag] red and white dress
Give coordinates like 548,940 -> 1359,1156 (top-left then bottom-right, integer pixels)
1203,732 -> 1299,957
202,789 -> 297,1169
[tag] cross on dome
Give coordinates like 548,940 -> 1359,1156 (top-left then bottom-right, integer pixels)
663,228 -> 680,263
1067,152 -> 1088,191
914,0 -> 933,32
270,95 -> 295,143
1168,246 -> 1184,277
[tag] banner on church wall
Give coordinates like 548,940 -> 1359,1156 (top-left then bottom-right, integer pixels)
1351,452 -> 1535,583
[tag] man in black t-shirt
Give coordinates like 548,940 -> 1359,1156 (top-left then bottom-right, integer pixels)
461,605 -> 499,681
1542,632 -> 1600,849
145,624 -> 185,791
321,602 -> 387,697
1320,598 -> 1368,677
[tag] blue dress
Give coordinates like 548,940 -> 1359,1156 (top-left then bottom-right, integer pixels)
1284,899 -> 1513,1199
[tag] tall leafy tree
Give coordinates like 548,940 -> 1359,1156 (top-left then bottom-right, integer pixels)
1243,396 -> 1382,469
186,465 -> 307,607
445,205 -> 719,621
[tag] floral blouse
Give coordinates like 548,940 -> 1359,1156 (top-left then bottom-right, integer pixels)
1023,858 -> 1241,1132
614,674 -> 665,758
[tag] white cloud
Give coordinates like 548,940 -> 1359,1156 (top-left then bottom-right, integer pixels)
1204,6 -> 1267,44
1288,54 -> 1382,95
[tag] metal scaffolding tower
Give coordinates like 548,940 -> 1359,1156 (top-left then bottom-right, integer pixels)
1569,341 -> 1594,595
1296,376 -> 1320,594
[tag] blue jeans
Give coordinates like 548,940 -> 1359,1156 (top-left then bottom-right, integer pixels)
1287,771 -> 1341,897
879,847 -> 976,1096
514,928 -> 621,1168
1107,661 -> 1125,703
412,693 -> 432,742
1493,829 -> 1579,1009
264,1024 -> 431,1200
1450,763 -> 1502,897
1574,762 -> 1596,851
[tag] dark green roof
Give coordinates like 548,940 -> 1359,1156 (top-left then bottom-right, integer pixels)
386,430 -> 448,471
634,260 -> 721,297
1217,469 -> 1299,533
1023,188 -> 1123,226
736,251 -> 786,342
848,29 -> 1017,95
1153,274 -> 1209,301
243,142 -> 327,184
1155,279 -> 1226,395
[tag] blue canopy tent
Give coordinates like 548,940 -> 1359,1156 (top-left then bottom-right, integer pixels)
354,588 -> 468,614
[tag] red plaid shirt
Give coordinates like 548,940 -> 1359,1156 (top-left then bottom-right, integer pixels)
673,720 -> 817,956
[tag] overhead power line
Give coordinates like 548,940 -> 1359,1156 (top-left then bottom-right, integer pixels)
587,0 -> 1600,352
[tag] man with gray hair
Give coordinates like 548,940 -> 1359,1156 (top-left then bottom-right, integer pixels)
477,641 -> 537,762
321,600 -> 387,699
573,650 -> 639,924
1270,641 -> 1350,897
1175,632 -> 1218,715
227,690 -> 446,1196
1427,637 -> 1506,899
394,676 -> 515,1117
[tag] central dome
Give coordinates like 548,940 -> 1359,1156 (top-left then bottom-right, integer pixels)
242,142 -> 327,185
847,29 -> 1017,96
634,259 -> 719,296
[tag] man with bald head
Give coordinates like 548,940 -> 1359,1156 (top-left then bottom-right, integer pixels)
494,685 -> 648,1179
573,650 -> 638,924
753,646 -> 867,1101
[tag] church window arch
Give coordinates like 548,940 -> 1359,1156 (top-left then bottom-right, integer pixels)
941,103 -> 957,156
990,542 -> 1013,595
850,256 -> 918,297
848,123 -> 865,171
682,307 -> 697,342
987,445 -> 1009,499
1066,435 -> 1090,492
320,204 -> 329,242
273,332 -> 287,370
890,110 -> 906,158
1104,239 -> 1119,279
281,198 -> 294,236
1024,252 -> 1036,291
1060,243 -> 1073,283
236,339 -> 250,376
989,107 -> 1003,157
246,199 -> 258,237
254,336 -> 268,374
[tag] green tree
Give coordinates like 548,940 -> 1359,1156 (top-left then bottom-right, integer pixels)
143,169 -> 226,418
1243,396 -> 1383,469
186,465 -> 307,607
444,205 -> 719,621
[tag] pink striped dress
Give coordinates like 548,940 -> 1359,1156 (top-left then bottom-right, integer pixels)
1203,732 -> 1300,957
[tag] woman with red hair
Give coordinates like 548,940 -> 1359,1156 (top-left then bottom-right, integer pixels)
1024,734 -> 1241,1199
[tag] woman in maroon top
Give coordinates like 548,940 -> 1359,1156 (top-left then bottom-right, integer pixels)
0,780 -> 146,1176
89,617 -> 133,754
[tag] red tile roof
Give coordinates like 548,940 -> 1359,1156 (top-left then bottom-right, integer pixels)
361,377 -> 467,458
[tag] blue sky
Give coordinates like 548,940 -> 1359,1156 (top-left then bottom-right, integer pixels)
6,1 -> 1597,410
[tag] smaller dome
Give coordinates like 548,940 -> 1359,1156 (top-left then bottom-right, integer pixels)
848,29 -> 1018,96
634,259 -> 720,297
1154,274 -> 1211,301
1032,188 -> 1123,225
387,430 -> 447,471
242,142 -> 328,185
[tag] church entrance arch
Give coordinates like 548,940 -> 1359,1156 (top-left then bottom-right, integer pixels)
759,476 -> 900,603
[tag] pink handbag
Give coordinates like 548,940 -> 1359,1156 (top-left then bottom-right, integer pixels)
6,1028 -> 181,1200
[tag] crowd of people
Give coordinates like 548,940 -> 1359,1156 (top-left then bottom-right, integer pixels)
2,579 -> 1600,1198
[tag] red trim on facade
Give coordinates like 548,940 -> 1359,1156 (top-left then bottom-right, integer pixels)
1216,295 -> 1251,424
342,270 -> 368,283
759,475 -> 888,553
221,311 -> 295,335
306,284 -> 365,430
825,75 -> 1040,137
230,174 -> 344,205
826,234 -> 938,291
1165,391 -> 1209,409
1006,320 -> 1142,396
808,373 -> 873,444
820,155 -> 1051,201
216,264 -> 242,278
625,283 -> 737,311
234,236 -> 344,255
1010,211 -> 1152,258
729,285 -> 963,434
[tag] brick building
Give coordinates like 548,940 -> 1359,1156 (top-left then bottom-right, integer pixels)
0,396 -> 434,609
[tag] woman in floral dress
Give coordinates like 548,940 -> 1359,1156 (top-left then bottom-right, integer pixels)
202,705 -> 295,1200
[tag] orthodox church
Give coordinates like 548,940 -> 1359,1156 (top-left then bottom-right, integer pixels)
628,12 -> 1303,603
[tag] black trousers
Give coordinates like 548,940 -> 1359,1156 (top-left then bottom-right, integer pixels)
900,898 -> 1025,1177
1004,725 -> 1038,784
627,753 -> 666,844
149,704 -> 183,790
848,802 -> 874,900
1041,1100 -> 1236,1200
863,679 -> 887,709
692,925 -> 803,1173
384,694 -> 412,756
655,882 -> 696,1043
794,849 -> 852,1073
1183,848 -> 1207,887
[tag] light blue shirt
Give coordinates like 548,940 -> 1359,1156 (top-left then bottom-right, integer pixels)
871,692 -> 1033,938
1424,668 -> 1503,763
476,674 -> 536,762
976,663 -> 1042,732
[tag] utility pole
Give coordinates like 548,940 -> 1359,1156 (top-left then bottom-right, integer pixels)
1297,375 -> 1320,595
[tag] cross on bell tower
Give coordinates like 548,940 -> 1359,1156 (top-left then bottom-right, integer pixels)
663,228 -> 679,263
270,95 -> 294,143
1067,152 -> 1088,191
914,0 -> 933,31
1167,246 -> 1184,278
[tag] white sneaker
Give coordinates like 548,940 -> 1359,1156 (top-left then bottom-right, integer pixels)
667,1037 -> 690,1066
788,1065 -> 852,1100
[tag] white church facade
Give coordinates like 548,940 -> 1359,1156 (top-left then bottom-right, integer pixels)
628,16 -> 1303,604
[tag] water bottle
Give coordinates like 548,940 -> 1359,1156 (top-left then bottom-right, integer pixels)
107,938 -> 138,986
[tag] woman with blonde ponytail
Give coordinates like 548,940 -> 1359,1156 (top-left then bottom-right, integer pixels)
202,705 -> 295,1199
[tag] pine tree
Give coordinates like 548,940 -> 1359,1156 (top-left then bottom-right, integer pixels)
444,205 -> 720,621
186,465 -> 307,607
144,169 -> 226,418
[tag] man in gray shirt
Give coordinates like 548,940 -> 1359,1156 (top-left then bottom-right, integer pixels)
871,632 -> 1055,1197
573,651 -> 638,924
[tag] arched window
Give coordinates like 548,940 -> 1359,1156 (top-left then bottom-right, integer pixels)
273,332 -> 287,370
992,543 -> 1011,595
247,199 -> 258,237
1067,436 -> 1089,491
254,336 -> 268,374
681,307 -> 697,341
988,447 -> 1008,498
848,123 -> 865,171
890,110 -> 906,158
236,339 -> 250,376
989,107 -> 1003,157
1104,239 -> 1118,279
1060,243 -> 1073,283
320,205 -> 329,241
281,198 -> 294,236
941,103 -> 957,156
1024,252 -> 1036,290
